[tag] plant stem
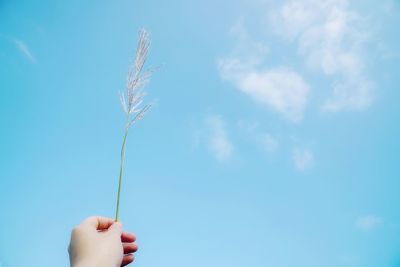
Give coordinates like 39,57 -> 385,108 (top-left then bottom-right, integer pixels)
115,126 -> 129,222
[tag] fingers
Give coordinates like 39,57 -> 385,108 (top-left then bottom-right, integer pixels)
123,242 -> 138,254
121,232 -> 136,242
121,254 -> 134,267
82,216 -> 115,230
121,232 -> 138,267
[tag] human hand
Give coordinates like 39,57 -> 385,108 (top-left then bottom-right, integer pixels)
68,216 -> 138,267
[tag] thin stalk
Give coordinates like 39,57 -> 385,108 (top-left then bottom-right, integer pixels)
115,125 -> 130,222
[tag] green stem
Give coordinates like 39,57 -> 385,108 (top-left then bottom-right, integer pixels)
115,126 -> 129,222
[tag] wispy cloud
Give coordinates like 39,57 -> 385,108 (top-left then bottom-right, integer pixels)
356,215 -> 383,231
292,148 -> 314,171
218,21 -> 310,123
269,0 -> 374,111
219,0 -> 375,122
205,115 -> 234,162
13,39 -> 36,63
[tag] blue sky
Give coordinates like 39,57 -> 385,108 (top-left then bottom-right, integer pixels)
1,0 -> 400,266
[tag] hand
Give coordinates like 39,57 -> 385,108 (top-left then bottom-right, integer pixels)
68,216 -> 138,267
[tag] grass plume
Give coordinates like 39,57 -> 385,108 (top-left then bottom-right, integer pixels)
115,29 -> 153,222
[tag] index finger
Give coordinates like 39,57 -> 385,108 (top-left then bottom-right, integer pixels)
81,216 -> 117,230
121,231 -> 136,242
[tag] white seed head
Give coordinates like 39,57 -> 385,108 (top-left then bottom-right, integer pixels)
119,29 -> 153,126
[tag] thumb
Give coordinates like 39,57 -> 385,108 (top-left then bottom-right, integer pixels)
108,222 -> 123,235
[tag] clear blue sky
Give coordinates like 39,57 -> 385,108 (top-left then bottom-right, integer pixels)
1,0 -> 400,266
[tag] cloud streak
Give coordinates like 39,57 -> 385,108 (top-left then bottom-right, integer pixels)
13,39 -> 36,63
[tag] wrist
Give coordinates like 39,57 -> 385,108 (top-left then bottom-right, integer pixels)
73,259 -> 119,267
72,260 -> 105,267
73,261 -> 96,267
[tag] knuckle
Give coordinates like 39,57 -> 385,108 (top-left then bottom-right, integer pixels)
71,225 -> 83,236
86,216 -> 97,222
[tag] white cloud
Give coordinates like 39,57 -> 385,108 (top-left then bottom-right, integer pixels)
13,39 -> 36,63
270,0 -> 374,111
219,0 -> 375,123
220,62 -> 310,122
218,20 -> 310,123
205,115 -> 234,162
356,215 -> 383,231
292,148 -> 314,171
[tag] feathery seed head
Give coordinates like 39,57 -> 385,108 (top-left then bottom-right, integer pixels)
120,29 -> 152,127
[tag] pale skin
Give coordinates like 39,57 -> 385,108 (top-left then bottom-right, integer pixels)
68,216 -> 138,267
